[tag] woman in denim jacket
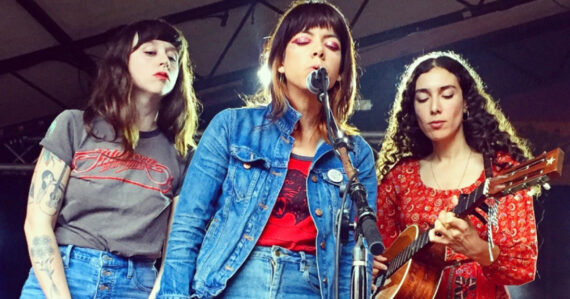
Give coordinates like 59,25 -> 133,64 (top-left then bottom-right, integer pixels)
155,1 -> 378,298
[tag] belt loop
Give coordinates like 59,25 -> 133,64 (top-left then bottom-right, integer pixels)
64,244 -> 73,267
127,258 -> 134,279
299,251 -> 307,272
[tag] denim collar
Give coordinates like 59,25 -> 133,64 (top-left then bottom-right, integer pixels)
270,100 -> 301,136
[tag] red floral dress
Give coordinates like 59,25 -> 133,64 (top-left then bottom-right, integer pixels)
376,153 -> 538,299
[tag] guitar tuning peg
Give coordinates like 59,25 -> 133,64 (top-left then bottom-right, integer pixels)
542,183 -> 551,191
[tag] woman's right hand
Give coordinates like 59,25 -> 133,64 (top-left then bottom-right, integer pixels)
372,254 -> 388,285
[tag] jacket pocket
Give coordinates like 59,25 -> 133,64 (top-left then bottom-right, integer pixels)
318,167 -> 351,211
226,146 -> 270,202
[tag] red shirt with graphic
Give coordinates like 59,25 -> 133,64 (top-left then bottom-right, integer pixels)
257,155 -> 317,254
376,153 -> 538,299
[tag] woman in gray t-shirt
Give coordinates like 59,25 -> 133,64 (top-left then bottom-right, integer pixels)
20,19 -> 199,299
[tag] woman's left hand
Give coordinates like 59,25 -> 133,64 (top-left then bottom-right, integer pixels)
428,210 -> 486,257
428,197 -> 499,266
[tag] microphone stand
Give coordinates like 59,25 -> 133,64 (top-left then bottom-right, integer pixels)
310,68 -> 384,299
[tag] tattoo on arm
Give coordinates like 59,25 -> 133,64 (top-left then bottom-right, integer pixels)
28,181 -> 35,205
33,170 -> 64,214
30,235 -> 60,297
30,150 -> 68,214
42,151 -> 57,165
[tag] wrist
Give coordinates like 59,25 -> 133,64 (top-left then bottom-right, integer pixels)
473,239 -> 500,266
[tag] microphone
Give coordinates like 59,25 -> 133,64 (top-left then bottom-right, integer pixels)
306,67 -> 329,97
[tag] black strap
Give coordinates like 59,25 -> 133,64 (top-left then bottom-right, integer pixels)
483,153 -> 493,179
469,153 -> 494,224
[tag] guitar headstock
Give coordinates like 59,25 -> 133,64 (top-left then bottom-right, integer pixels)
487,148 -> 564,196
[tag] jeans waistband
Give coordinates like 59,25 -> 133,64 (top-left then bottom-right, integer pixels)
59,245 -> 156,268
252,245 -> 316,264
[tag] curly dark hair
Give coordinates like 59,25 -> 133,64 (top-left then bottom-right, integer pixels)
376,51 -> 533,180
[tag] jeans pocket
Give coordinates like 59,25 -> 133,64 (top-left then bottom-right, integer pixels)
132,265 -> 157,292
302,263 -> 321,294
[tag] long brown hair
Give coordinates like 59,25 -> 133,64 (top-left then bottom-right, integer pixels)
247,0 -> 359,137
84,19 -> 200,158
376,51 -> 533,181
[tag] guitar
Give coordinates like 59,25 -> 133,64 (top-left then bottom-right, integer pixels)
372,148 -> 565,299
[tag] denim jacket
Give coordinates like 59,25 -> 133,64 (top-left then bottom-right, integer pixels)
157,104 -> 378,299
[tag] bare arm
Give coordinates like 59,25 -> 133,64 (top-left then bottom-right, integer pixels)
149,195 -> 179,299
23,149 -> 71,299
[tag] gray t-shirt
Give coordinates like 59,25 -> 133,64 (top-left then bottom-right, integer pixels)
41,110 -> 186,260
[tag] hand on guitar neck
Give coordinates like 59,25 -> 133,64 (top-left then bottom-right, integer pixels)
428,196 -> 500,266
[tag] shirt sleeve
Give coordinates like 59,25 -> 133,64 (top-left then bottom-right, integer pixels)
157,109 -> 232,298
40,110 -> 84,165
446,152 -> 539,285
376,168 -> 403,249
480,189 -> 538,285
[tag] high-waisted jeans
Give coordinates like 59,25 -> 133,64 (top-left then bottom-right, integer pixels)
20,245 -> 157,299
218,245 -> 321,299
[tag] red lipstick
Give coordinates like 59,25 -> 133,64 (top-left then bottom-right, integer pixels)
154,72 -> 169,81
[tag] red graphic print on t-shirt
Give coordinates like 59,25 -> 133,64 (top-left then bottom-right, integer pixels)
257,155 -> 317,254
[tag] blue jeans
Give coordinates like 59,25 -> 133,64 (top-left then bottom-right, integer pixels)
20,245 -> 157,299
218,246 -> 321,299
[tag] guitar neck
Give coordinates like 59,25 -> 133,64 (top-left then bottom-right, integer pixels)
385,230 -> 429,277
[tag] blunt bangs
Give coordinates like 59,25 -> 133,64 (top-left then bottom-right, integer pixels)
131,20 -> 183,51
269,3 -> 350,68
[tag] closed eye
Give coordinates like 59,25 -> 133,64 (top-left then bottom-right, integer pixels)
325,40 -> 340,51
292,36 -> 311,45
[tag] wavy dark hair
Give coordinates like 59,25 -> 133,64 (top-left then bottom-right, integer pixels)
84,19 -> 200,158
376,51 -> 533,180
247,0 -> 359,136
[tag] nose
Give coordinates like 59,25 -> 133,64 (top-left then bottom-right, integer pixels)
312,44 -> 324,59
430,97 -> 441,114
159,52 -> 171,70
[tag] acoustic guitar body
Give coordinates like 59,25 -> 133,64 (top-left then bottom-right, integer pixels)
375,225 -> 443,299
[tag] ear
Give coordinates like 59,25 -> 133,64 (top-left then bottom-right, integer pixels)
278,66 -> 285,74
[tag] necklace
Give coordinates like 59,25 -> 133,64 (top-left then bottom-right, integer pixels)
430,150 -> 472,190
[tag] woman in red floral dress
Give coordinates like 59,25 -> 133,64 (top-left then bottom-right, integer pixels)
373,51 -> 538,298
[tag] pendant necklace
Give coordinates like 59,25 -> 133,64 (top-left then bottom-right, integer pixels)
430,149 -> 472,190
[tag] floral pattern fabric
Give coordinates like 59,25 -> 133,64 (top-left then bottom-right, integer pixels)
376,153 -> 538,299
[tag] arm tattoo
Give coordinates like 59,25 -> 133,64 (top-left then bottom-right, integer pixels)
30,235 -> 60,297
36,169 -> 65,214
42,151 -> 57,165
28,181 -> 35,205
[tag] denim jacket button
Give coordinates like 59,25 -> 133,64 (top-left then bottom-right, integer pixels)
311,175 -> 318,182
243,163 -> 251,169
320,241 -> 326,249
315,208 -> 323,217
322,277 -> 328,284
